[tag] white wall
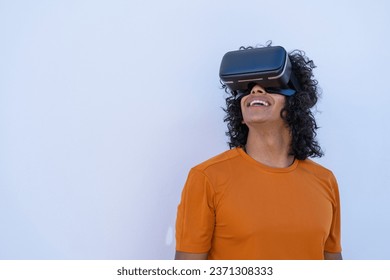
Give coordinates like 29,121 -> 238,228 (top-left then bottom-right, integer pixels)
1,0 -> 389,259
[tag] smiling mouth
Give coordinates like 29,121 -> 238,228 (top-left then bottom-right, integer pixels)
248,100 -> 270,107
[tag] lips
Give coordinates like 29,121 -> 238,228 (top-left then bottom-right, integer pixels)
247,99 -> 270,107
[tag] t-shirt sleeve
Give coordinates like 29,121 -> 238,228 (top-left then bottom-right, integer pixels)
324,174 -> 342,253
175,168 -> 216,253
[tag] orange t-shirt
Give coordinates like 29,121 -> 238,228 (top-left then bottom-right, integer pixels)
176,148 -> 341,260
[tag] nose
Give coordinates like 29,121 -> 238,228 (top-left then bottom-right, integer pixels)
250,85 -> 267,95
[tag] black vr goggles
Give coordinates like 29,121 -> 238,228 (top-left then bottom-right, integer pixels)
219,46 -> 300,97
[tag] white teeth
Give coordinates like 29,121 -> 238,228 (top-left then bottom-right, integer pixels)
249,100 -> 270,107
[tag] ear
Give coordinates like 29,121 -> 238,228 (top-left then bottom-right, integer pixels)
281,108 -> 288,118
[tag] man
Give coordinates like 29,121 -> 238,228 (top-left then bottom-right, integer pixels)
175,45 -> 342,260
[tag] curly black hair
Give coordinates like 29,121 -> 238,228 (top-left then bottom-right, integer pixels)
223,45 -> 323,160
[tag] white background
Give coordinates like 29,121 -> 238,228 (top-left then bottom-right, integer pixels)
1,0 -> 389,259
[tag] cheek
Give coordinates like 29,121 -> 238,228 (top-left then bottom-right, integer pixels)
240,99 -> 247,123
274,95 -> 286,104
240,98 -> 246,110
275,96 -> 287,111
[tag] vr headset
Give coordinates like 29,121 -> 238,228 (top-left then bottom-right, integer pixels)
219,46 -> 300,97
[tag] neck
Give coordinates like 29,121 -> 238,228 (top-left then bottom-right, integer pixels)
244,125 -> 294,168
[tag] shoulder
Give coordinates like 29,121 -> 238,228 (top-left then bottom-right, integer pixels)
192,148 -> 242,173
299,158 -> 334,175
187,148 -> 242,186
182,148 -> 241,196
298,159 -> 338,185
298,159 -> 341,204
